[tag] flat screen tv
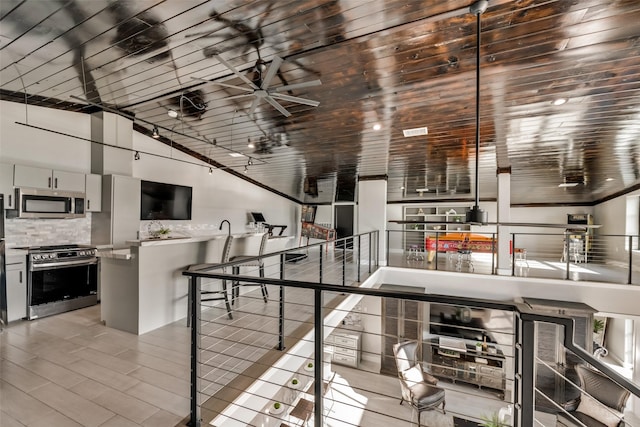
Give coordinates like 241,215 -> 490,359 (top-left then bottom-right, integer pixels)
251,212 -> 266,223
140,180 -> 192,220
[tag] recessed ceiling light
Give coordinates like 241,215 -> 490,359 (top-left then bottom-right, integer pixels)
372,123 -> 381,131
606,177 -> 614,182
558,182 -> 579,188
229,153 -> 245,157
552,98 -> 568,106
167,109 -> 178,118
403,127 -> 428,137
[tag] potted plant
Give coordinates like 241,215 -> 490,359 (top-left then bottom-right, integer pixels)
289,377 -> 301,389
304,361 -> 314,372
480,412 -> 507,427
270,401 -> 284,415
153,227 -> 171,239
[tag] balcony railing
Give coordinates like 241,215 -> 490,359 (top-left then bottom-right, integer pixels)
387,229 -> 640,285
183,231 -> 639,427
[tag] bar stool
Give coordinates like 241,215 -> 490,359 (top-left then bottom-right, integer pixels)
187,235 -> 234,322
230,233 -> 269,305
514,248 -> 528,267
456,236 -> 473,272
407,245 -> 424,261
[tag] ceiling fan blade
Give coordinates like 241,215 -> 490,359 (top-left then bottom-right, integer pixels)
190,77 -> 253,93
225,94 -> 254,101
270,93 -> 320,107
270,79 -> 322,93
261,56 -> 283,90
247,97 -> 261,117
212,53 -> 259,89
264,96 -> 291,117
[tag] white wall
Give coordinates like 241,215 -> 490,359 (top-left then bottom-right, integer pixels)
0,100 -> 299,243
0,100 -> 92,172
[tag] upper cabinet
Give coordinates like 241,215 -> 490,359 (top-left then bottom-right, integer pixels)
14,164 -> 85,193
0,163 -> 16,209
85,174 -> 102,212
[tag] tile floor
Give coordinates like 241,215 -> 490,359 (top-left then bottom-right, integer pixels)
1,304 -> 190,427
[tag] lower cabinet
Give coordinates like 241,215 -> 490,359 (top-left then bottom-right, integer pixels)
326,330 -> 361,368
430,344 -> 506,396
6,254 -> 27,322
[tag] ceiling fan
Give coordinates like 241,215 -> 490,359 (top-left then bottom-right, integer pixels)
192,53 -> 321,117
392,0 -> 601,231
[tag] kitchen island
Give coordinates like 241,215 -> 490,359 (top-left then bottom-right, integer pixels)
98,233 -> 294,335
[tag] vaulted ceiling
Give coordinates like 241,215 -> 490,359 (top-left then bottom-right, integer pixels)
2,0 -> 640,205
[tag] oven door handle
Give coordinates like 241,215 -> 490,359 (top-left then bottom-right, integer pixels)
30,257 -> 98,271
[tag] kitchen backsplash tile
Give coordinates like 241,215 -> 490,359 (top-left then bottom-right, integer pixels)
5,214 -> 92,248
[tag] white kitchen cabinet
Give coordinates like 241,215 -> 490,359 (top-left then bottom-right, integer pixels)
0,163 -> 16,209
5,254 -> 27,322
85,173 -> 102,212
13,164 -> 85,192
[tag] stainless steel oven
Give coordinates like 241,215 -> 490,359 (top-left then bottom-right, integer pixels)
26,245 -> 98,319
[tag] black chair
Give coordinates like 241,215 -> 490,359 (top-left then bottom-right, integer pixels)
187,235 -> 234,321
393,341 -> 446,427
229,232 -> 269,305
557,365 -> 630,427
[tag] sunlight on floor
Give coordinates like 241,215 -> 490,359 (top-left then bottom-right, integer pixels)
323,372 -> 367,427
544,262 -> 601,274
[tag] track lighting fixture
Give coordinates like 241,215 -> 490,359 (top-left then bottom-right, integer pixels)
134,151 -> 140,160
152,126 -> 160,138
209,167 -> 213,174
248,158 -> 253,166
244,165 -> 248,174
247,137 -> 254,149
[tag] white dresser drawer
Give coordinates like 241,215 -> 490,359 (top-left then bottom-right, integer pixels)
334,335 -> 358,348
333,353 -> 358,367
334,347 -> 357,357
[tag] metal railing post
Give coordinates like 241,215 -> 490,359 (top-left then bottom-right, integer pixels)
314,288 -> 324,427
189,276 -> 202,427
386,230 -> 390,267
376,230 -> 379,267
565,232 -> 571,280
357,235 -> 361,282
278,254 -> 286,351
368,232 -> 372,273
515,313 -> 535,427
342,244 -> 346,287
319,244 -> 323,284
435,232 -> 440,269
627,235 -> 633,285
511,234 -> 516,276
491,232 -> 496,274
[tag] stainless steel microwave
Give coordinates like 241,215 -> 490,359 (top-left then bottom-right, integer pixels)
17,188 -> 85,219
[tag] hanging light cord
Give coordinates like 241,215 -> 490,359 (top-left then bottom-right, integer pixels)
474,6 -> 482,209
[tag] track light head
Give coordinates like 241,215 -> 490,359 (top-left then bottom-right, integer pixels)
209,167 -> 213,175
244,165 -> 248,174
152,126 -> 160,138
134,151 -> 141,160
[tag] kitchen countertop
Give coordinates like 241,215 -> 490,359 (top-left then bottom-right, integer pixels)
125,232 -> 264,247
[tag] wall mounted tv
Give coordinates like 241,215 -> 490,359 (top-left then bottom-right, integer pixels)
140,180 -> 192,220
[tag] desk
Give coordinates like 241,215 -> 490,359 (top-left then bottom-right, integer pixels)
425,233 -> 495,262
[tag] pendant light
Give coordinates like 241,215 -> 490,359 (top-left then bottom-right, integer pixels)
465,0 -> 489,225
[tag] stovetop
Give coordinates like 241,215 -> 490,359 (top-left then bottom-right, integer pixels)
15,244 -> 95,252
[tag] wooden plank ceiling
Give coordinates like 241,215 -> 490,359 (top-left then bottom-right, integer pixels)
2,0 -> 640,205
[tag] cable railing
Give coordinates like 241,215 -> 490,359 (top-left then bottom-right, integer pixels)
387,229 -> 640,285
183,230 -> 639,427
